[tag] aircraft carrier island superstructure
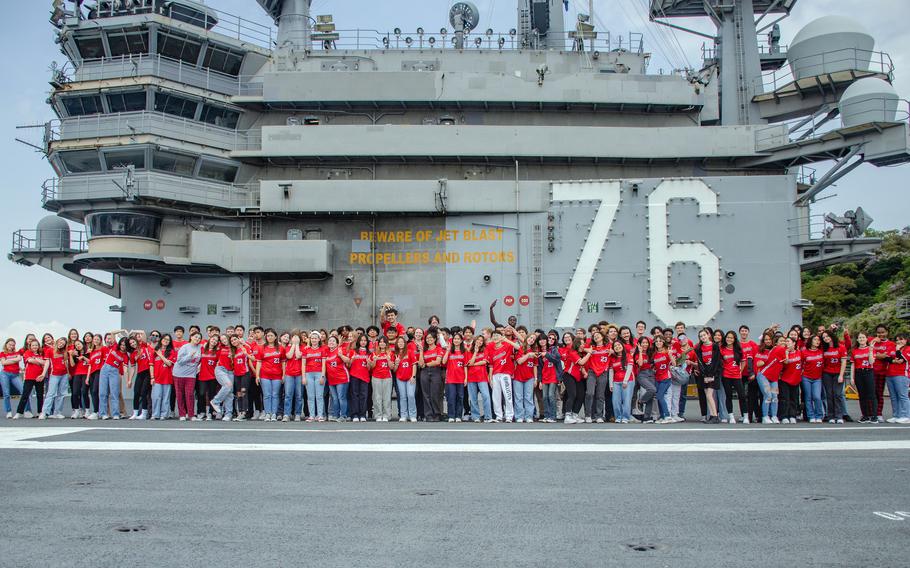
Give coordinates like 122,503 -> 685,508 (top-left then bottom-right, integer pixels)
11,0 -> 910,331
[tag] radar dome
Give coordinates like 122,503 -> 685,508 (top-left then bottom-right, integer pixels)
36,215 -> 70,250
839,77 -> 899,128
788,16 -> 875,80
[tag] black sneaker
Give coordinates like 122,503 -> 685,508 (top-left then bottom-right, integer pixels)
858,416 -> 869,423
844,415 -> 854,422
707,416 -> 720,424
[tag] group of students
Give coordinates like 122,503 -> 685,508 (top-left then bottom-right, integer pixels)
2,301 -> 909,426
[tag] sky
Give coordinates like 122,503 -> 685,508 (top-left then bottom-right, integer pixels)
1,0 -> 909,340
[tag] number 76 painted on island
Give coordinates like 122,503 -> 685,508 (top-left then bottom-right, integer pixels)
551,179 -> 721,329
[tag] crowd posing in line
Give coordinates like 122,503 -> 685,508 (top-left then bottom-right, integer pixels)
2,301 -> 909,426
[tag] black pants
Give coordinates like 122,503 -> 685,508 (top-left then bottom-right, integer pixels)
561,373 -> 584,415
420,367 -> 444,420
821,372 -> 845,420
196,380 -> 217,416
694,373 -> 708,416
17,379 -> 45,415
722,376 -> 747,416
746,376 -> 762,421
277,382 -> 285,418
350,378 -> 369,419
237,373 -> 254,417
779,382 -> 800,420
132,369 -> 151,412
414,369 -> 425,419
89,371 -> 100,412
71,374 -> 89,411
854,369 -> 876,419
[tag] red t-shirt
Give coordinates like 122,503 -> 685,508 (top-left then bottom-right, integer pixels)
741,340 -> 759,376
699,343 -> 714,366
258,345 -> 285,380
609,353 -> 631,383
394,350 -> 416,381
88,346 -> 107,373
232,347 -> 250,376
49,351 -> 68,376
652,351 -> 671,382
304,346 -> 326,374
720,347 -> 741,379
514,349 -> 538,382
822,344 -> 847,374
801,348 -> 824,380
467,351 -> 489,383
886,345 -> 909,377
445,351 -> 467,384
347,347 -> 371,383
485,343 -> 516,376
72,352 -> 90,376
172,339 -> 188,350
1,351 -> 19,373
198,351 -> 217,381
540,352 -> 557,384
370,352 -> 393,379
23,351 -> 46,380
103,348 -> 127,373
134,343 -> 153,373
560,347 -> 583,381
324,348 -> 349,385
780,351 -> 803,386
422,345 -> 443,368
872,340 -> 895,374
586,345 -> 611,376
154,348 -> 177,385
381,321 -> 406,338
216,346 -> 234,371
285,347 -> 303,376
753,349 -> 769,375
851,346 -> 874,370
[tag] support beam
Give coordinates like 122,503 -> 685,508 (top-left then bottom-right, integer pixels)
795,145 -> 864,205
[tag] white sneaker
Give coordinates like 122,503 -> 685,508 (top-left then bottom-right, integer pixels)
252,411 -> 260,420
12,413 -> 22,419
87,412 -> 98,420
455,418 -> 462,423
191,416 -> 202,421
896,417 -> 910,424
112,415 -> 120,420
71,411 -> 79,419
887,417 -> 898,423
585,417 -> 593,423
447,418 -> 455,423
742,416 -> 750,424
727,416 -> 736,424
5,412 -> 11,419
410,417 -> 417,422
282,415 -> 290,422
772,417 -> 780,424
53,414 -> 65,419
595,418 -> 604,424
295,415 -> 302,422
179,416 -> 187,421
564,414 -> 577,424
24,411 -> 33,419
128,411 -> 139,420
400,418 -> 408,422
38,413 -> 47,420
762,417 -> 772,424
836,419 -> 844,424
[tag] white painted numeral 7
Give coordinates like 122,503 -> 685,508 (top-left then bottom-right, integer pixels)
552,181 -> 621,328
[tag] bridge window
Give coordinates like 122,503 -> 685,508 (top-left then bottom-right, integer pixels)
154,92 -> 198,119
199,104 -> 239,129
75,36 -> 105,59
197,159 -> 238,183
62,94 -> 103,116
157,31 -> 201,64
107,30 -> 149,57
87,212 -> 161,240
106,91 -> 147,113
152,150 -> 196,176
59,150 -> 102,174
202,45 -> 244,76
103,148 -> 146,171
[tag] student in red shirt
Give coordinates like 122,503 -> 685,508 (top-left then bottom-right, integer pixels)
693,329 -> 721,424
391,335 -> 417,422
209,334 -> 236,421
560,333 -> 591,424
870,324 -> 895,422
800,334 -> 825,423
485,327 -> 521,423
369,337 -> 394,421
67,339 -> 90,419
779,337 -> 803,424
303,331 -> 326,422
738,325 -> 762,423
719,331 -> 747,424
98,334 -> 131,420
583,331 -> 612,424
38,337 -> 69,419
126,333 -> 153,420
650,336 -> 673,423
849,332 -> 877,422
151,333 -> 177,419
281,332 -> 305,421
512,334 -> 539,423
13,339 -> 49,419
256,329 -> 285,422
820,330 -> 847,424
466,335 -> 492,422
346,333 -> 371,422
609,340 -> 635,423
419,331 -> 445,422
1,339 -> 26,418
195,336 -> 220,420
884,333 -> 910,423
755,333 -> 785,424
228,335 -> 253,422
85,334 -> 106,419
442,333 -> 468,423
324,335 -> 351,422
538,332 -> 560,423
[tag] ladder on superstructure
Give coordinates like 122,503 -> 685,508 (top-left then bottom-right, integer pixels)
249,217 -> 262,326
733,3 -> 749,125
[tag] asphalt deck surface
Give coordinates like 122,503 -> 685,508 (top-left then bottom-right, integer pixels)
1,405 -> 909,567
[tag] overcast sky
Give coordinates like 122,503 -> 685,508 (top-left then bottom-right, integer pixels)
1,0 -> 909,340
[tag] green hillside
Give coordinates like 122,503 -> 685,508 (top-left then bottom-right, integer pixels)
801,228 -> 910,335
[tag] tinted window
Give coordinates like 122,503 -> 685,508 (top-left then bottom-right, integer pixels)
157,32 -> 201,64
152,150 -> 196,176
106,91 -> 147,113
59,150 -> 102,173
199,104 -> 240,129
62,95 -> 103,116
76,36 -> 105,59
203,46 -> 243,76
103,148 -> 146,170
87,213 -> 161,240
154,92 -> 197,119
197,160 -> 238,183
107,31 -> 149,56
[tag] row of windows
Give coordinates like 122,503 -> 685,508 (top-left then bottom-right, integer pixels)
56,147 -> 240,183
86,212 -> 161,241
59,89 -> 240,129
74,29 -> 244,76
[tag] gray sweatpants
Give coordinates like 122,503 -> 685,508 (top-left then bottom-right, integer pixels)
372,378 -> 392,420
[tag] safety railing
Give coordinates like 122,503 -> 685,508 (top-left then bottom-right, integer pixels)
11,229 -> 88,254
79,0 -> 274,50
702,41 -> 788,61
754,48 -> 894,94
74,53 -> 257,96
301,28 -> 645,54
43,172 -> 259,211
48,111 -> 249,151
787,213 -> 832,242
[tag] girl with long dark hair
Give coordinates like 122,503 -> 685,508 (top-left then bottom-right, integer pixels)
820,330 -> 847,424
779,337 -> 803,424
850,332 -> 877,423
1,338 -> 25,419
560,334 -> 591,424
609,340 -> 635,423
720,330 -> 747,424
13,339 -> 48,419
801,334 -> 825,423
69,339 -> 90,419
694,329 -> 721,424
151,334 -> 176,420
347,333 -> 371,422
98,334 -> 131,420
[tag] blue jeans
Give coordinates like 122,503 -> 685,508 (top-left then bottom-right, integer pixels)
801,377 -> 823,420
151,383 -> 171,418
511,379 -> 535,420
541,382 -> 557,420
612,380 -> 634,421
213,367 -> 234,416
655,380 -> 672,419
467,381 -> 491,420
98,364 -> 121,418
445,383 -> 464,420
1,371 -> 27,413
756,373 -> 779,419
283,375 -> 303,416
329,382 -> 349,419
714,380 -> 728,421
305,372 -> 326,418
396,379 -> 417,419
260,379 -> 281,415
42,374 -> 69,415
886,375 -> 910,419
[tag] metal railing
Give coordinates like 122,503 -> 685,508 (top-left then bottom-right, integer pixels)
702,41 -> 788,61
11,229 -> 88,253
42,172 -> 259,211
48,111 -> 249,151
74,53 -> 257,96
755,48 -> 894,94
80,1 -> 274,50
